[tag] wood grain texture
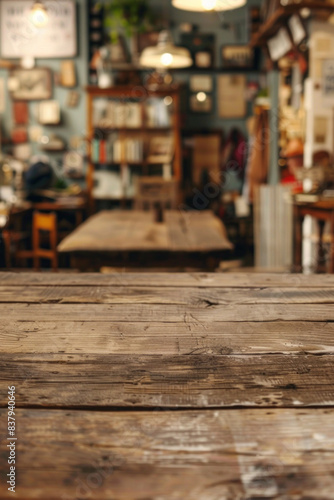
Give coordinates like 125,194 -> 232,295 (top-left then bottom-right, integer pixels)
57,210 -> 233,253
1,302 -> 333,323
2,271 -> 334,287
1,408 -> 334,499
1,272 -> 334,499
1,320 -> 334,355
0,353 -> 333,408
2,285 -> 334,304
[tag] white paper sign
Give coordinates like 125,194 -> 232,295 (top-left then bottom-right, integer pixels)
323,59 -> 334,97
0,78 -> 5,113
0,1 -> 77,58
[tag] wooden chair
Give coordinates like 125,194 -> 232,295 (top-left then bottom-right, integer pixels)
32,211 -> 58,271
3,210 -> 58,270
134,177 -> 179,213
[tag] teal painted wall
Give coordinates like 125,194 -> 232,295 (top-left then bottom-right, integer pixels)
0,0 -> 262,155
0,0 -> 88,153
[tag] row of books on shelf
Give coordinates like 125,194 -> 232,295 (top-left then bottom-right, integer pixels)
91,136 -> 174,165
92,99 -> 171,129
91,137 -> 144,164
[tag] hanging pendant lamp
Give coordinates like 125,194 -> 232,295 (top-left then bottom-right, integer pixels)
29,1 -> 49,28
139,30 -> 192,69
172,0 -> 246,12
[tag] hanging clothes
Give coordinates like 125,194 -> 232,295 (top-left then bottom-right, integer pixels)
247,108 -> 270,203
221,128 -> 247,193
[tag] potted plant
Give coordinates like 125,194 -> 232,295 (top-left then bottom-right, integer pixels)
94,0 -> 154,43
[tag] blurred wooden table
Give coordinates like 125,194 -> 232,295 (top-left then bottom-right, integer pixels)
58,209 -> 233,270
1,272 -> 334,498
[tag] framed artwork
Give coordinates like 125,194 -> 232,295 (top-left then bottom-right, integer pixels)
288,14 -> 307,46
190,94 -> 213,113
190,75 -> 213,92
8,68 -> 52,101
59,60 -> 77,88
267,28 -> 293,62
180,33 -> 215,68
221,45 -> 254,69
38,101 -> 61,125
217,75 -> 246,118
0,1 -> 77,58
195,51 -> 212,68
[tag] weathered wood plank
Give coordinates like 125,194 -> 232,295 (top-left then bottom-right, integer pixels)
1,320 -> 334,355
0,302 -> 333,322
2,285 -> 334,305
1,354 -> 333,408
2,272 -> 334,287
0,408 -> 334,499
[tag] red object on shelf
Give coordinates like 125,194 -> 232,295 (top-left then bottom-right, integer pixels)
11,127 -> 28,144
13,102 -> 29,125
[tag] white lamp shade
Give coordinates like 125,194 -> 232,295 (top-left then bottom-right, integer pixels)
172,0 -> 246,11
140,45 -> 192,69
139,30 -> 192,69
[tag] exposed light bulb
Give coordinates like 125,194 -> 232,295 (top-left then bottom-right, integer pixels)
30,2 -> 49,28
160,52 -> 174,67
164,96 -> 173,106
196,92 -> 207,102
201,0 -> 216,11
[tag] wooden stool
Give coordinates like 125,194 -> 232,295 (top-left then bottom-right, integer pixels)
32,211 -> 58,271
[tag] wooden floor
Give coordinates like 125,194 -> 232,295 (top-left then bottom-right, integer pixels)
1,272 -> 334,499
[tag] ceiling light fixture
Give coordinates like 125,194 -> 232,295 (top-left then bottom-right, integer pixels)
139,30 -> 192,69
172,0 -> 246,12
30,1 -> 49,28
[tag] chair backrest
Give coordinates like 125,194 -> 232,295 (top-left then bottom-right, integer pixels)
134,177 -> 179,211
32,211 -> 58,271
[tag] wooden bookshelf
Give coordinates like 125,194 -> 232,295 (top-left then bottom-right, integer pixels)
85,85 -> 182,212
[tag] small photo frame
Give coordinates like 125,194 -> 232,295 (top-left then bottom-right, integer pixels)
190,75 -> 213,92
221,45 -> 254,69
180,33 -> 215,68
8,67 -> 52,101
195,51 -> 212,68
190,93 -> 213,113
38,100 -> 60,125
267,27 -> 293,62
288,14 -> 307,46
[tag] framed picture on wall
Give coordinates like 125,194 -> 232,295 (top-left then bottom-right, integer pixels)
180,33 -> 215,68
38,100 -> 61,125
221,45 -> 254,69
288,14 -> 307,47
190,75 -> 213,92
217,75 -> 246,118
267,28 -> 293,62
0,0 -> 77,58
8,68 -> 52,101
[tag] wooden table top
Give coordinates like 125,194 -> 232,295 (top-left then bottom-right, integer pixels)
294,197 -> 334,210
1,272 -> 334,498
58,209 -> 233,253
